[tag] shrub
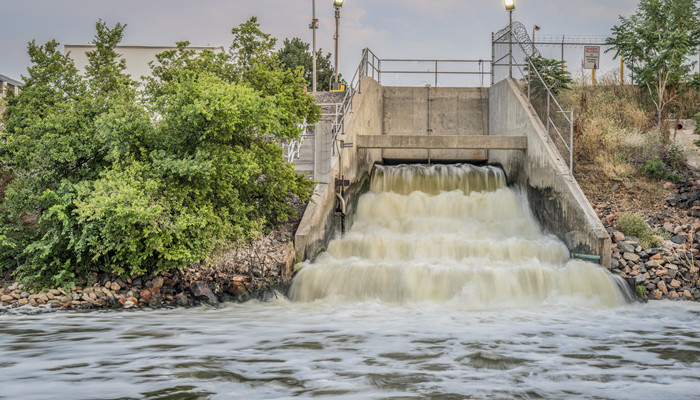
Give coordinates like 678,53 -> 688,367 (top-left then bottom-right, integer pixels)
618,213 -> 649,239
636,285 -> 647,298
0,19 -> 317,289
641,157 -> 667,179
617,212 -> 664,249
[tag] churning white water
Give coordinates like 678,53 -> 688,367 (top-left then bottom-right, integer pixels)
291,164 -> 630,307
3,164 -> 700,399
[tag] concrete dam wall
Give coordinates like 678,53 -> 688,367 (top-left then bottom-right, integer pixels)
294,77 -> 611,269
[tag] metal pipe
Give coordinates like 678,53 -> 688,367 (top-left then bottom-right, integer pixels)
427,85 -> 432,164
491,32 -> 495,85
561,35 -> 565,69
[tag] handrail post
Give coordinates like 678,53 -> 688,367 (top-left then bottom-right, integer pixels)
434,60 -> 438,87
569,109 -> 574,176
546,94 -> 551,138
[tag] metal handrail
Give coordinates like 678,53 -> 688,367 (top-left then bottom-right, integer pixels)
494,29 -> 574,175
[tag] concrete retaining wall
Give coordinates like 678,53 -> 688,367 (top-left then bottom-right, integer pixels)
382,86 -> 489,162
294,77 -> 384,261
488,79 -> 611,268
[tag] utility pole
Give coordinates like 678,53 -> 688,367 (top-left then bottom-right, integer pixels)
310,0 -> 318,92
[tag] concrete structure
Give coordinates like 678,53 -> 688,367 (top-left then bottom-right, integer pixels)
487,78 -> 611,268
294,76 -> 611,270
64,45 -> 225,82
381,87 -> 489,161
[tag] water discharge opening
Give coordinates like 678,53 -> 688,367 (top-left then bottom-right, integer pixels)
291,164 -> 632,309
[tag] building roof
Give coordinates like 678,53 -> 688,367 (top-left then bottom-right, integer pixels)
0,74 -> 23,87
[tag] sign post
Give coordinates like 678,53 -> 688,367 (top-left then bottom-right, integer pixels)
583,46 -> 600,85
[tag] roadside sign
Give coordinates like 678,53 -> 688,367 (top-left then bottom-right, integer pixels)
583,46 -> 600,69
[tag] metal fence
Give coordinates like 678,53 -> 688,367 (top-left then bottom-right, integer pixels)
493,22 -> 574,174
358,49 -> 491,88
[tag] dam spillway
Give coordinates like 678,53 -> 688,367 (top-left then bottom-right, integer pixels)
290,164 -> 630,307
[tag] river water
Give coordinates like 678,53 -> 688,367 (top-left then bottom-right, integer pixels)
2,164 -> 700,399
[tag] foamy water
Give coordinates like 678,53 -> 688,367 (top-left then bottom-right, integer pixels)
290,164 -> 631,307
3,164 -> 699,399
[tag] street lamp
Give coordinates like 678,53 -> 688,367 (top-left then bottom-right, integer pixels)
333,0 -> 344,90
532,24 -> 540,57
310,0 -> 319,92
504,0 -> 515,78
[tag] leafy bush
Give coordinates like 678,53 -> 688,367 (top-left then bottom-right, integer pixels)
640,156 -> 681,182
0,18 -> 317,289
617,212 -> 664,249
636,285 -> 647,298
618,213 -> 649,239
694,112 -> 700,135
641,157 -> 667,179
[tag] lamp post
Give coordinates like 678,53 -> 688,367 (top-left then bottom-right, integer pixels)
504,0 -> 515,79
532,24 -> 540,57
333,0 -> 344,90
310,0 -> 319,92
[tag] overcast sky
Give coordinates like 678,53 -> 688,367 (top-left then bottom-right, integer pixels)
0,0 -> 641,84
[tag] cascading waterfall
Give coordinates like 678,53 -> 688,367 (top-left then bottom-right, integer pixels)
290,164 -> 631,308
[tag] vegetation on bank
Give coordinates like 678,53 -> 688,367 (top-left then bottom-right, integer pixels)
0,18 -> 319,289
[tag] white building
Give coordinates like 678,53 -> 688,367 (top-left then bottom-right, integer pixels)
64,45 -> 226,82
0,74 -> 23,118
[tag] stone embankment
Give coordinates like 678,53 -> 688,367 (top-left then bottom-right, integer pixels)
1,200 -> 304,311
598,178 -> 700,301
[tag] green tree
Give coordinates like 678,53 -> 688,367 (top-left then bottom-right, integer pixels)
0,18 -> 318,289
525,56 -> 573,98
277,37 -> 345,91
606,0 -> 700,129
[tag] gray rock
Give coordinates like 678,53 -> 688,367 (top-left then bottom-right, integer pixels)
611,258 -> 620,269
671,235 -> 687,245
668,268 -> 677,280
190,281 -> 219,305
647,247 -> 663,255
623,252 -> 640,262
626,236 -> 641,246
618,241 -> 636,253
634,274 -> 647,284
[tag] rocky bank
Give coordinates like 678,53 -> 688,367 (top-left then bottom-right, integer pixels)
598,176 -> 700,301
0,198 -> 305,311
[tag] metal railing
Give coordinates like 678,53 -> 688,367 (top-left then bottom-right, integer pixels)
326,48 -> 493,141
492,23 -> 575,175
358,49 -> 491,88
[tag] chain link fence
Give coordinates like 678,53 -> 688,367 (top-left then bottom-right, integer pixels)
492,22 -> 574,173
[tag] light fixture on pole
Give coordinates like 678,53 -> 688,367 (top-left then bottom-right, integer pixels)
310,0 -> 319,92
504,0 -> 515,78
532,24 -> 540,57
333,0 -> 344,90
